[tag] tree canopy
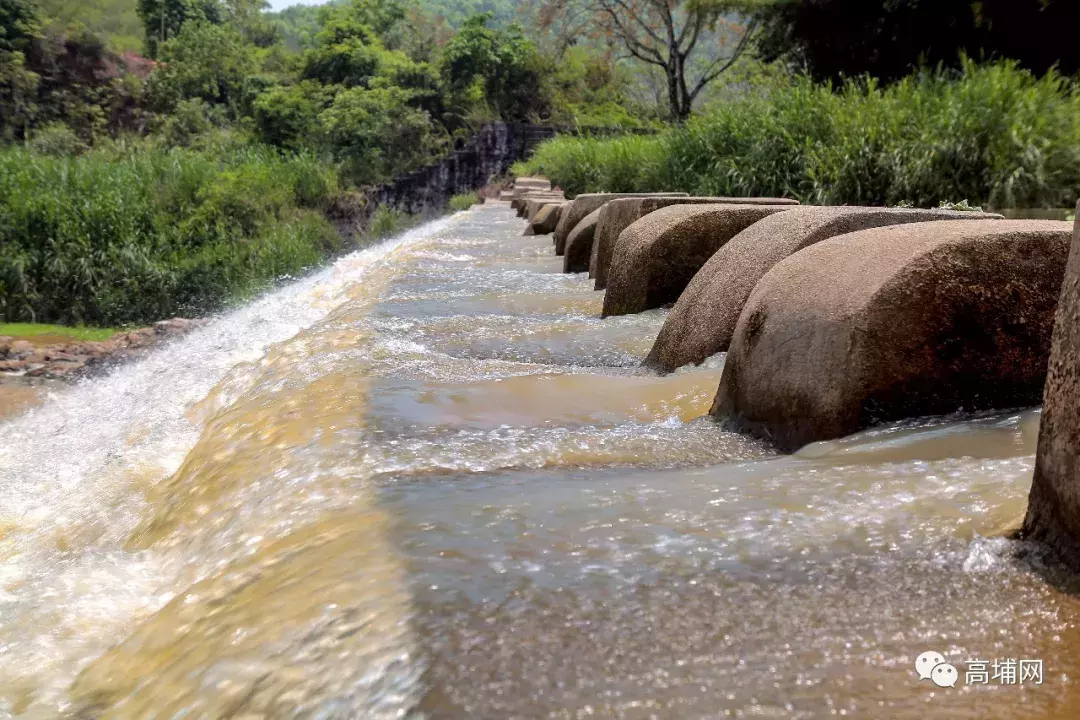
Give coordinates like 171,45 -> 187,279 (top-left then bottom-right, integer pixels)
756,0 -> 1080,83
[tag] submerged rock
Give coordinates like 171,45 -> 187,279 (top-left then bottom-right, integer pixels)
553,193 -> 689,256
1023,206 -> 1080,567
602,204 -> 793,318
712,220 -> 1072,452
643,206 -> 1002,373
562,208 -> 603,273
589,196 -> 799,289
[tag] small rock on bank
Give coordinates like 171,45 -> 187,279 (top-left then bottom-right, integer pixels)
0,318 -> 207,381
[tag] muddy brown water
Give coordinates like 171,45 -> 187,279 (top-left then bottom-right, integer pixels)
1,205 -> 1079,718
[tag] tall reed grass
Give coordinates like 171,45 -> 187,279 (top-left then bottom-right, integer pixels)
516,61 -> 1080,209
0,139 -> 344,326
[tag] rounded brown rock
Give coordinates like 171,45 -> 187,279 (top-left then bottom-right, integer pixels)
562,208 -> 603,273
712,219 -> 1072,452
519,194 -> 565,219
601,204 -> 794,318
643,206 -> 1003,373
553,193 -> 689,256
590,196 -> 799,290
526,203 -> 565,236
1023,204 -> 1080,567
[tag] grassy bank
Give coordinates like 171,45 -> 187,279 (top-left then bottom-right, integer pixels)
0,137 -> 346,327
515,61 -> 1080,209
0,323 -> 119,341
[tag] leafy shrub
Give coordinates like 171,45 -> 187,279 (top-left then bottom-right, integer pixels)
144,21 -> 256,117
319,85 -> 443,185
366,205 -> 408,238
518,61 -> 1080,209
27,122 -> 89,155
156,98 -> 227,146
0,141 -> 343,325
251,82 -> 324,150
448,192 -> 478,211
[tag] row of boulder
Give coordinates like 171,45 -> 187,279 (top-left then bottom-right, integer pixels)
509,178 -> 1080,566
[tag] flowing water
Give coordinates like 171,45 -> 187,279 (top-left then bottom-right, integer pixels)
2,204 -> 1080,719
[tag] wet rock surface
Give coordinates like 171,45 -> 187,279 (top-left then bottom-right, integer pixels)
1023,205 -> 1080,567
643,206 -> 1003,373
553,192 -> 689,256
589,196 -> 799,289
712,220 -> 1072,451
602,204 -> 793,318
562,207 -> 603,273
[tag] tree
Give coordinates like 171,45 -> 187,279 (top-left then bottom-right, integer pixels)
440,14 -> 547,122
538,0 -> 764,121
319,85 -> 443,183
299,8 -> 383,87
136,0 -> 223,58
145,21 -> 255,115
224,0 -> 280,47
251,81 -> 324,149
756,0 -> 1080,84
1,0 -> 39,53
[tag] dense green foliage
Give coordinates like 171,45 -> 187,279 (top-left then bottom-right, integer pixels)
1,0 -> 38,52
6,0 -> 1079,328
517,62 -> 1080,209
269,0 -> 519,51
439,14 -> 546,122
0,139 -> 342,325
37,0 -> 143,52
448,191 -> 479,211
0,0 -> 649,325
756,0 -> 1080,84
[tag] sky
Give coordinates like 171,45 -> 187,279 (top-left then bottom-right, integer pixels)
268,0 -> 329,10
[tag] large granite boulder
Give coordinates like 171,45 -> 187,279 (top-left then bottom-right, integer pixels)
525,202 -> 565,236
643,206 -> 1003,373
1022,207 -> 1080,567
590,196 -> 799,289
602,204 -> 794,318
712,220 -> 1072,452
563,208 -> 604,273
553,193 -> 689,256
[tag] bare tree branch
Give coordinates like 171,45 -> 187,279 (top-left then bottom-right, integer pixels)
688,16 -> 759,102
540,0 -> 762,120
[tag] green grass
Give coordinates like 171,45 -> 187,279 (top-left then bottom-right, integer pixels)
515,60 -> 1080,209
0,323 -> 120,341
0,134 -> 346,326
448,192 -> 479,212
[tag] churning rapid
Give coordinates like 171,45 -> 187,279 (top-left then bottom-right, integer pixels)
2,204 -> 1080,718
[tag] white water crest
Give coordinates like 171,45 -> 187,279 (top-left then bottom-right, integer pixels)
0,216 -> 454,717
0,205 -> 1077,719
